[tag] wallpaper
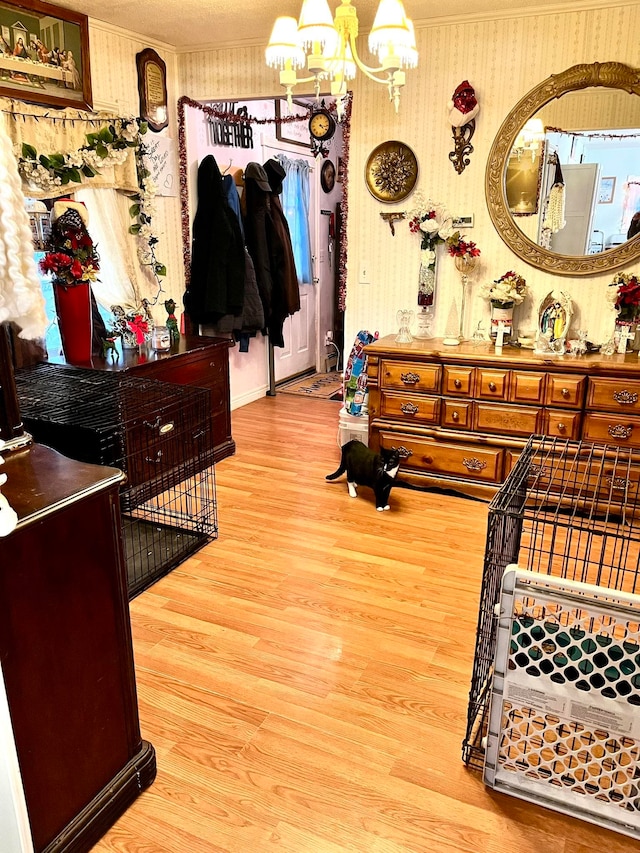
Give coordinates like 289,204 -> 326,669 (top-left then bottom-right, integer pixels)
177,2 -> 640,350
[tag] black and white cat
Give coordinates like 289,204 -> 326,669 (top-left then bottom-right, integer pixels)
326,440 -> 401,511
326,440 -> 487,510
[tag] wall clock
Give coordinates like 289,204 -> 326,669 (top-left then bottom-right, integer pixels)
309,108 -> 336,142
365,140 -> 419,203
136,48 -> 169,132
320,159 -> 336,193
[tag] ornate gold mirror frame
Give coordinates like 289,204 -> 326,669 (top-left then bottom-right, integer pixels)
486,61 -> 640,276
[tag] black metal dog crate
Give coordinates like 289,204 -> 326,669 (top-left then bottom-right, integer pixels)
16,364 -> 218,598
463,435 -> 640,770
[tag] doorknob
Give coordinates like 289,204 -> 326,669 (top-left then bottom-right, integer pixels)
313,277 -> 320,284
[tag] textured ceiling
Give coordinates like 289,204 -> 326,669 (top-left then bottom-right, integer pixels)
54,0 -> 573,50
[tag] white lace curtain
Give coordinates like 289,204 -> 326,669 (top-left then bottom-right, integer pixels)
74,188 -> 142,312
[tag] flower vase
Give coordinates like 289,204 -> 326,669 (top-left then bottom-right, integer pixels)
53,281 -> 93,364
490,300 -> 514,342
415,259 -> 436,339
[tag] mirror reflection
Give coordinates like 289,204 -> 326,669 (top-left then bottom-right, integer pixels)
505,88 -> 640,258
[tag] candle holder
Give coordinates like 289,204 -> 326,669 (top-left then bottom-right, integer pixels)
454,254 -> 478,341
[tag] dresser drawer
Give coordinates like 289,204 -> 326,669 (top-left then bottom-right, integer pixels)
380,360 -> 441,393
380,391 -> 440,424
443,366 -> 474,397
543,409 -> 581,440
379,433 -> 503,482
441,399 -> 473,429
582,413 -> 640,448
476,368 -> 509,400
474,403 -> 541,437
545,374 -> 586,408
509,371 -> 545,405
587,377 -> 640,413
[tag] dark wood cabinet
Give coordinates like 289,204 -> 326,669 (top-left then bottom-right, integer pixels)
48,334 -> 235,462
0,444 -> 155,852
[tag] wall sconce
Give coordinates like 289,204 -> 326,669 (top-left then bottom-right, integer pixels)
448,80 -> 480,174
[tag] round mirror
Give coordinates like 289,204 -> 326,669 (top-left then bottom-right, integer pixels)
486,61 -> 640,276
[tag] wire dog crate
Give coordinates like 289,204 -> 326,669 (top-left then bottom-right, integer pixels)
16,364 -> 218,598
463,435 -> 640,771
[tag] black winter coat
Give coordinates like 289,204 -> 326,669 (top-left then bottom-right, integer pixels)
184,155 -> 246,325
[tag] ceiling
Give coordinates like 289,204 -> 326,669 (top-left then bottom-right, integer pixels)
54,0 -> 571,50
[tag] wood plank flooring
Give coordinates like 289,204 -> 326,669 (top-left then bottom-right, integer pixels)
93,395 -> 639,852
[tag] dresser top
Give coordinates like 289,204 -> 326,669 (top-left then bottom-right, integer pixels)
365,336 -> 640,376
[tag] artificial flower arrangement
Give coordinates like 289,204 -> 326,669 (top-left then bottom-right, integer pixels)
481,270 -> 528,307
111,300 -> 153,347
408,195 -> 454,261
608,272 -> 640,321
407,194 -> 453,307
446,231 -> 481,260
39,207 -> 100,288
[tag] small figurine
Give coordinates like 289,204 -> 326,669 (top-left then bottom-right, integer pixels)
100,336 -> 119,360
164,298 -> 180,341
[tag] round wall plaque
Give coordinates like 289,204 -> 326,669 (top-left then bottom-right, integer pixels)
365,141 -> 418,203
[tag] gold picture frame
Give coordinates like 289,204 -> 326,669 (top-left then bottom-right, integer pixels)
506,143 -> 545,216
0,0 -> 92,110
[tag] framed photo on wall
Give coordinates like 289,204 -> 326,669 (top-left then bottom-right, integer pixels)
598,176 -> 616,204
274,98 -> 310,148
136,48 -> 168,133
0,0 -> 92,110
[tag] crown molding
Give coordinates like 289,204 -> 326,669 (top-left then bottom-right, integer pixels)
176,0 -> 638,55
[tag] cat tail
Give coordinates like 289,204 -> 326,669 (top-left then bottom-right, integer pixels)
326,463 -> 346,481
393,479 -> 488,502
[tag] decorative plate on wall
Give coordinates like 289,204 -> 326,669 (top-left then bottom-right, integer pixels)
320,159 -> 336,193
365,141 -> 418,203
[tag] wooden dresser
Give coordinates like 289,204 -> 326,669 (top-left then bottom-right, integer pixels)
49,334 -> 235,462
0,444 -> 155,851
365,336 -> 640,497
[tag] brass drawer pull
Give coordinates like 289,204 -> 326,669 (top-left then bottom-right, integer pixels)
454,378 -> 462,389
606,475 -> 630,490
613,389 -> 638,405
557,422 -> 566,432
400,371 -> 420,385
463,457 -> 487,472
400,402 -> 419,415
422,455 -> 433,464
488,381 -> 497,392
451,411 -> 460,421
561,388 -> 570,398
393,445 -> 413,458
608,424 -> 633,439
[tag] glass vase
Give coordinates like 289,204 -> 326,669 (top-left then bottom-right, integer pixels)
418,260 -> 436,308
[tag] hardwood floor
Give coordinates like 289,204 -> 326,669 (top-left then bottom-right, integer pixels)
94,395 -> 638,852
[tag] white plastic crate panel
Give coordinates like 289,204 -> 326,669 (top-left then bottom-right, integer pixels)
484,567 -> 640,841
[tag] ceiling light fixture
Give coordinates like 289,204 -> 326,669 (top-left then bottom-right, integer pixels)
266,0 -> 418,117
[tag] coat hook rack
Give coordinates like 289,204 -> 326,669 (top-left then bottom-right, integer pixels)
380,212 -> 406,236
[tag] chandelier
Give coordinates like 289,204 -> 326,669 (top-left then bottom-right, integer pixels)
265,0 -> 418,116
